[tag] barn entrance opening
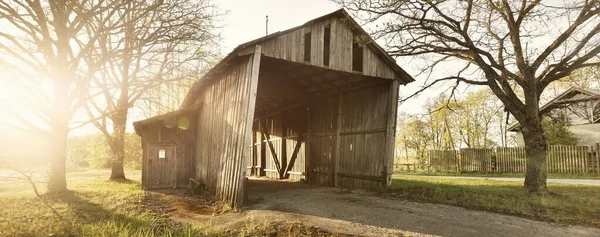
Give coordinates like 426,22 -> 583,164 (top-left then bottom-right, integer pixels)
246,56 -> 392,190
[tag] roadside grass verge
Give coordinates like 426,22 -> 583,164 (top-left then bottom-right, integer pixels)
395,171 -> 600,180
380,176 -> 600,228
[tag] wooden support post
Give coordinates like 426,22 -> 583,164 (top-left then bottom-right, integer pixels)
333,93 -> 343,187
305,106 -> 312,183
384,80 -> 399,186
238,45 -> 262,206
281,113 -> 287,178
596,143 -> 600,174
258,120 -> 266,177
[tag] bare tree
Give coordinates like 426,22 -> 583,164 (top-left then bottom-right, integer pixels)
338,0 -> 600,192
0,1 -> 125,193
83,0 -> 219,180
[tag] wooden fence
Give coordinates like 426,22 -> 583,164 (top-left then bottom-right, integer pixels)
428,150 -> 459,172
428,144 -> 600,174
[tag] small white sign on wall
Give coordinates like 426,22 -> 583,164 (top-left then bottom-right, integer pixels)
158,148 -> 166,159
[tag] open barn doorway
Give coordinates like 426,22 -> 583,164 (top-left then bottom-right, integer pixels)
246,56 -> 396,194
135,9 -> 413,208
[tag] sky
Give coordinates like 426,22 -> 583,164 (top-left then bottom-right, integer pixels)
216,0 -> 339,53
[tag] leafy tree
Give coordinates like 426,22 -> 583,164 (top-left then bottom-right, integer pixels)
339,0 -> 600,192
397,116 -> 433,164
452,90 -> 504,148
542,119 -> 579,146
424,94 -> 458,150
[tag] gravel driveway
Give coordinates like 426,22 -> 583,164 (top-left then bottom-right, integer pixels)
173,178 -> 600,237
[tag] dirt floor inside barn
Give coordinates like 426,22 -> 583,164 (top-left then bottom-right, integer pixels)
156,177 -> 600,237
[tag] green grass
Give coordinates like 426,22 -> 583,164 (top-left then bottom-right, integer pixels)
395,171 -> 600,179
382,176 -> 600,228
0,179 -> 226,237
0,176 -> 339,236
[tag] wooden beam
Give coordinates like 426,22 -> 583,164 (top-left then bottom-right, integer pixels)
337,172 -> 384,182
281,113 -> 287,178
261,124 -> 282,178
333,93 -> 343,187
284,137 -> 303,179
287,171 -> 305,175
305,106 -> 312,183
384,80 -> 399,186
339,128 -> 387,136
238,44 -> 262,206
253,101 -> 308,121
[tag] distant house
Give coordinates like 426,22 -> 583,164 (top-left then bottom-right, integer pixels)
509,87 -> 600,146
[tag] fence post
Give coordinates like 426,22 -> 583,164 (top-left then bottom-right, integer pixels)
596,143 -> 600,174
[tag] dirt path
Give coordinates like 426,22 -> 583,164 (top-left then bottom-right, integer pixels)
395,174 -> 600,186
172,178 -> 600,237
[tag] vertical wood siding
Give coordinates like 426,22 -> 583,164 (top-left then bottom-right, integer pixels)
261,16 -> 396,79
308,96 -> 338,186
337,83 -> 390,188
140,115 -> 197,189
194,52 -> 259,208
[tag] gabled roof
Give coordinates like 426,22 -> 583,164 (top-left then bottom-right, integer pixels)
508,87 -> 600,131
180,8 -> 415,107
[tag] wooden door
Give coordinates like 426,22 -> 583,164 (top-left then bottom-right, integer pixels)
146,145 -> 177,189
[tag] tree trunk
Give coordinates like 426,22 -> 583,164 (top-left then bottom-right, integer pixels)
47,1 -> 71,194
109,113 -> 127,180
47,79 -> 70,193
521,121 -> 548,193
109,1 -> 132,181
47,123 -> 68,193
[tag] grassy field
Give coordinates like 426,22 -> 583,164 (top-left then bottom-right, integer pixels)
395,171 -> 600,179
383,176 -> 600,228
3,170 -> 598,235
0,175 -> 337,237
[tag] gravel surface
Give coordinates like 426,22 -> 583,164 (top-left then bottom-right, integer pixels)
171,178 -> 600,237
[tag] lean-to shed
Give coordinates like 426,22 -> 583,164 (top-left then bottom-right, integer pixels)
133,9 -> 415,208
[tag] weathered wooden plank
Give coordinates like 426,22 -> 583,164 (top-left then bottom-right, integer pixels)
337,172 -> 384,182
261,124 -> 282,177
384,80 -> 399,185
333,93 -> 343,187
284,137 -> 303,178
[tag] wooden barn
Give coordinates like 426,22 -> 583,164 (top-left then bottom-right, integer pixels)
133,9 -> 414,208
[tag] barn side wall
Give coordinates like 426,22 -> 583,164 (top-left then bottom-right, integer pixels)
338,82 -> 394,187
140,114 -> 197,190
261,16 -> 397,79
307,81 -> 395,188
308,95 -> 338,186
194,51 -> 260,208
